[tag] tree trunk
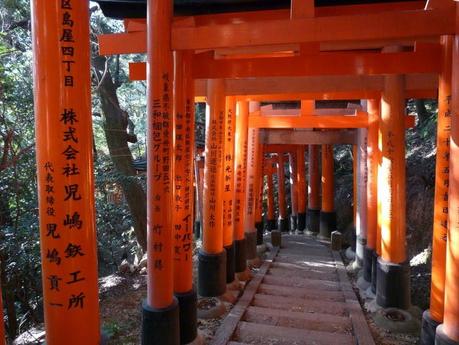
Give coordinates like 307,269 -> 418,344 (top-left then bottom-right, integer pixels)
415,99 -> 429,124
92,55 -> 147,252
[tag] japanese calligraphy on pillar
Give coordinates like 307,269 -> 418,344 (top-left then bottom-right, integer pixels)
151,72 -> 172,272
437,95 -> 451,241
222,98 -> 236,246
174,97 -> 194,267
233,102 -> 249,240
41,0 -> 86,311
33,0 -> 100,342
246,128 -> 257,218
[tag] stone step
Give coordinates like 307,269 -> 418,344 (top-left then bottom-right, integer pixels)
263,274 -> 341,291
271,261 -> 337,274
273,256 -> 337,269
252,293 -> 348,316
267,267 -> 338,281
234,321 -> 355,345
243,305 -> 352,333
257,283 -> 345,302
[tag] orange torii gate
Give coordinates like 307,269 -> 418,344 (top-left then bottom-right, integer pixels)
28,1 -> 459,345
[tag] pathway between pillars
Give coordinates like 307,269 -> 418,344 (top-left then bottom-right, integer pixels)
210,234 -> 375,345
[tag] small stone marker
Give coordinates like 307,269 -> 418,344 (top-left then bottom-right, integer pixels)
271,230 -> 282,247
331,231 -> 342,251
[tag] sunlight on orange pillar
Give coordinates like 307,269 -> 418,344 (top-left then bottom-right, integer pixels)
376,121 -> 383,256
223,96 -> 236,248
442,34 -> 459,342
202,79 -> 225,254
308,145 -> 320,210
289,151 -> 299,218
367,100 -> 380,252
31,1 -> 100,343
146,0 -> 175,310
0,280 -> 5,345
173,51 -> 195,294
428,36 -> 452,323
321,145 -> 334,213
380,66 -> 406,264
277,152 -> 287,219
297,146 -> 307,214
234,101 -> 249,242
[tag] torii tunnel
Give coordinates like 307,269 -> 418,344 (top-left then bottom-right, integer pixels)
6,0 -> 459,344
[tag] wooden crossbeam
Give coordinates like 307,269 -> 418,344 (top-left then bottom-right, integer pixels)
236,89 -> 437,101
223,74 -> 437,96
171,9 -> 454,50
262,129 -> 357,145
98,8 -> 452,54
249,114 -> 368,129
291,0 -> 315,18
183,75 -> 437,98
127,46 -> 440,79
249,114 -> 416,129
122,2 -> 425,33
264,144 -> 300,153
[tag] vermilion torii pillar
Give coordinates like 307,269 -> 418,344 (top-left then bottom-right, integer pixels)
376,46 -> 410,310
319,144 -> 336,240
421,35 -> 452,345
233,101 -> 249,274
254,143 -> 265,245
355,128 -> 368,271
435,33 -> 459,345
306,145 -> 320,235
31,1 -> 101,344
172,51 -> 197,344
266,159 -> 276,231
277,152 -> 289,232
199,79 -> 226,297
366,99 -> 380,294
296,146 -> 307,233
289,151 -> 299,231
143,0 -> 179,343
245,102 -> 261,259
222,96 -> 237,285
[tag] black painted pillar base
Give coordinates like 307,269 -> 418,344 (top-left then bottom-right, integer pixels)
318,211 -> 337,240
175,288 -> 198,344
420,310 -> 441,345
255,221 -> 264,245
376,256 -> 410,309
297,212 -> 306,233
234,238 -> 247,273
371,251 -> 378,294
291,215 -> 298,231
224,243 -> 235,284
198,249 -> 226,297
194,220 -> 201,239
278,217 -> 289,233
271,230 -> 282,247
435,324 -> 459,345
245,231 -> 257,260
142,298 -> 180,345
267,219 -> 276,231
363,247 -> 374,283
306,208 -> 320,235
